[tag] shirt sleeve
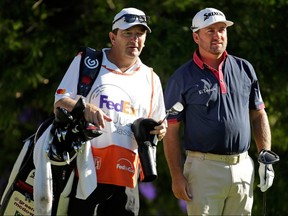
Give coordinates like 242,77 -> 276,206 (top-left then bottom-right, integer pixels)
249,79 -> 265,110
247,62 -> 265,110
54,55 -> 81,104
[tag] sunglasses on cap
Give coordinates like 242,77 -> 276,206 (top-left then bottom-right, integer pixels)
112,14 -> 150,24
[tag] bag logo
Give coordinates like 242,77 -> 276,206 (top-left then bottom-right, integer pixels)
84,56 -> 99,69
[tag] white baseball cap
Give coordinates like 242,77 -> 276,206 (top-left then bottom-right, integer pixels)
191,8 -> 233,32
112,8 -> 151,33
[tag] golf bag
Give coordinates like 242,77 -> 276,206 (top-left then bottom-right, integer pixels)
0,117 -> 54,216
0,47 -> 103,216
131,118 -> 159,182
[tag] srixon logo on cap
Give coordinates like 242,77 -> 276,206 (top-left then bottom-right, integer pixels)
204,12 -> 224,21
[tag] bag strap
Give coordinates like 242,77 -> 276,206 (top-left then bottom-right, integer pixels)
31,47 -> 102,143
77,47 -> 103,97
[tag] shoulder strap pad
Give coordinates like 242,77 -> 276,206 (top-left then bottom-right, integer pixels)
77,47 -> 103,97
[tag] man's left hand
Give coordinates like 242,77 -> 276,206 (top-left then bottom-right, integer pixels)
257,162 -> 275,192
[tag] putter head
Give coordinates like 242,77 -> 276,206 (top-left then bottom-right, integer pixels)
160,102 -> 184,124
258,149 -> 280,164
168,102 -> 184,115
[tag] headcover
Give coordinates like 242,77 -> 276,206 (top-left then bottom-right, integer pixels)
49,97 -> 102,163
131,118 -> 159,182
131,118 -> 159,145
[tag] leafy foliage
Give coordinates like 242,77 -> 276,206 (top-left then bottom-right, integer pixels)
1,0 -> 287,215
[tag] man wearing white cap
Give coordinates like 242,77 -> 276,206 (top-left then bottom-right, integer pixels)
164,8 -> 276,215
54,7 -> 166,216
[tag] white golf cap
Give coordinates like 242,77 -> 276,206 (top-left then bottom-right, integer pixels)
112,8 -> 151,33
191,8 -> 233,32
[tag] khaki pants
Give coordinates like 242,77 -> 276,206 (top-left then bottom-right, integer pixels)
184,151 -> 254,215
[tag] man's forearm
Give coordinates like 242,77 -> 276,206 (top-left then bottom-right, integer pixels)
251,110 -> 271,152
54,97 -> 77,114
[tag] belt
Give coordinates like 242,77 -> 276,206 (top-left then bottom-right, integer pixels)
186,151 -> 248,165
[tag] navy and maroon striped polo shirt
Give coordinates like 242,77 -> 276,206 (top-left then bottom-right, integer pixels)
164,50 -> 265,154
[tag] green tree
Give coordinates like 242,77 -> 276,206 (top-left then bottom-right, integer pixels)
0,0 -> 287,215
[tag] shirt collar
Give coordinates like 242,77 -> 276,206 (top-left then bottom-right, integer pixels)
102,48 -> 142,73
193,49 -> 228,70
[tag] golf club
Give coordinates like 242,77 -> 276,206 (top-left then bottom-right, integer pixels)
160,102 -> 184,124
258,149 -> 280,216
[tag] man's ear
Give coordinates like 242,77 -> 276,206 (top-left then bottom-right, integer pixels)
192,32 -> 199,44
109,32 -> 116,45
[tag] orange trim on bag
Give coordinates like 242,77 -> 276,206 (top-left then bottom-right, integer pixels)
91,145 -> 140,188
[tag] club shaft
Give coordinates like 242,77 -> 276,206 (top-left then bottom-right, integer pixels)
159,113 -> 169,125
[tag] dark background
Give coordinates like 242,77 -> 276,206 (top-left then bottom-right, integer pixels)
0,0 -> 287,215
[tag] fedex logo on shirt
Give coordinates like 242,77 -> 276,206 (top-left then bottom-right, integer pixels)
99,95 -> 137,116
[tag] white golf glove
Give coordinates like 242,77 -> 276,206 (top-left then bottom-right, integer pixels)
257,162 -> 275,192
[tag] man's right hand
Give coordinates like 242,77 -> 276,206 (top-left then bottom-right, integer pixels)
84,103 -> 112,128
172,174 -> 192,201
54,97 -> 112,129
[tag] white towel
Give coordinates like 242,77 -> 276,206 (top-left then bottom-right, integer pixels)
33,124 -> 53,215
76,140 -> 97,199
33,125 -> 97,215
